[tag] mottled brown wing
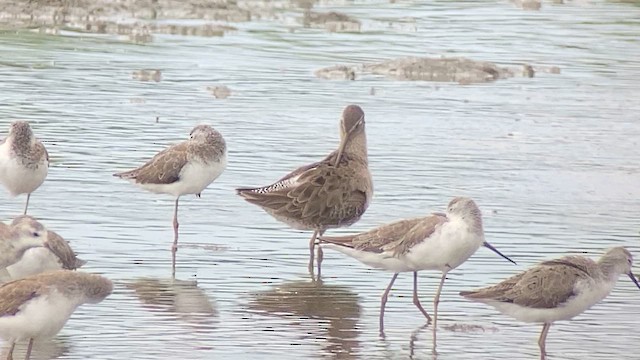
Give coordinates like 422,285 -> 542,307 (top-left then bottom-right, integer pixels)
44,231 -> 84,270
461,256 -> 594,309
237,155 -> 369,227
35,141 -> 48,165
114,142 -> 189,185
319,217 -> 424,253
0,278 -> 44,316
384,214 -> 448,257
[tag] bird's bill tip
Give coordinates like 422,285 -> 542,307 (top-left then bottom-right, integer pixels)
628,272 -> 640,290
483,241 -> 517,265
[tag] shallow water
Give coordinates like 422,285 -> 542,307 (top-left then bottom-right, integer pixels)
0,1 -> 639,359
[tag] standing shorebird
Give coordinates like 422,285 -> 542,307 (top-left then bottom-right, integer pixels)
319,197 -> 516,352
114,124 -> 227,277
236,105 -> 373,276
1,216 -> 85,282
460,246 -> 640,360
0,121 -> 49,215
0,270 -> 112,360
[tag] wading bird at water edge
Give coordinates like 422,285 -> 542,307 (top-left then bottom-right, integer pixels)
319,197 -> 516,354
114,124 -> 227,277
236,104 -> 373,277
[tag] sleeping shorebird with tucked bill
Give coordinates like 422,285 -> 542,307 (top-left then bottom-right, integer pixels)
319,197 -> 516,353
0,121 -> 49,215
460,246 -> 640,360
236,104 -> 373,276
114,124 -> 227,277
0,270 -> 112,360
0,216 -> 85,283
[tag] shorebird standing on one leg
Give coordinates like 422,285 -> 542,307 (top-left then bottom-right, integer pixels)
114,124 -> 227,277
0,121 -> 49,215
236,105 -> 373,277
460,246 -> 640,360
319,197 -> 516,353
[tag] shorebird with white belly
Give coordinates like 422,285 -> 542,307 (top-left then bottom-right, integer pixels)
0,121 -> 49,215
0,216 -> 85,283
0,270 -> 112,360
460,246 -> 640,360
114,124 -> 227,277
319,197 -> 516,353
236,105 -> 373,276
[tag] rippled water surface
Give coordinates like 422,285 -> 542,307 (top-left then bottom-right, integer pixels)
0,1 -> 639,359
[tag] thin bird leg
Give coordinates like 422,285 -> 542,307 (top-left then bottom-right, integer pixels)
432,272 -> 447,355
307,230 -> 320,274
6,341 -> 15,360
316,230 -> 325,277
171,197 -> 180,279
412,271 -> 432,323
380,273 -> 399,335
23,193 -> 31,215
538,323 -> 551,360
24,338 -> 34,360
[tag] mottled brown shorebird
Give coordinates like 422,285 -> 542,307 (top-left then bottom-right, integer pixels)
320,197 -> 515,353
0,121 -> 49,215
461,247 -> 640,360
0,216 -> 85,283
114,124 -> 227,277
236,105 -> 373,276
0,270 -> 112,360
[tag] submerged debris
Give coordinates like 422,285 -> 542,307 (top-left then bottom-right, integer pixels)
314,65 -> 356,80
316,57 -> 559,84
207,85 -> 232,99
302,11 -> 361,32
132,69 -> 162,82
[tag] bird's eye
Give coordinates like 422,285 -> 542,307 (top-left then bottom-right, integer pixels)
32,231 -> 40,237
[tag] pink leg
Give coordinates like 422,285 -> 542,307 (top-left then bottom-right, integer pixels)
6,341 -> 15,360
307,230 -> 319,274
539,323 -> 551,360
171,197 -> 179,278
24,338 -> 34,360
380,273 -> 399,334
432,272 -> 447,355
412,271 -> 432,323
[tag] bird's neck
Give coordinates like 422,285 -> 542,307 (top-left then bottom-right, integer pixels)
337,131 -> 368,165
598,259 -> 623,282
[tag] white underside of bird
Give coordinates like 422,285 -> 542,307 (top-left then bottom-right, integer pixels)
0,142 -> 48,196
128,157 -> 227,197
0,290 -> 82,342
3,248 -> 64,282
474,277 -> 618,323
323,216 -> 483,273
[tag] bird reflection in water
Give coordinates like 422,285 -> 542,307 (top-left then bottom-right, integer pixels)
126,277 -> 218,328
248,278 -> 361,358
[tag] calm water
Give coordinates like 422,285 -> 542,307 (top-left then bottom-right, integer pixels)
0,1 -> 639,359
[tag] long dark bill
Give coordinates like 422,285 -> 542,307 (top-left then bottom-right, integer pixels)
483,241 -> 517,265
628,273 -> 640,290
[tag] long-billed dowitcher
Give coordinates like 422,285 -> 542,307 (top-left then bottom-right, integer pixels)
319,197 -> 516,352
236,104 -> 373,276
0,270 -> 112,360
0,121 -> 49,215
1,216 -> 85,282
114,124 -> 227,277
460,246 -> 640,360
